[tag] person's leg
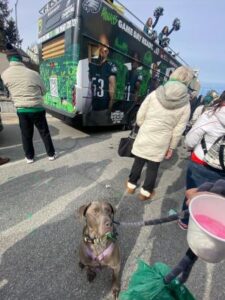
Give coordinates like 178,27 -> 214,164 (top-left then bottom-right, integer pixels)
142,160 -> 160,193
139,160 -> 160,200
17,113 -> 35,160
180,161 -> 206,227
32,111 -> 55,157
129,156 -> 146,185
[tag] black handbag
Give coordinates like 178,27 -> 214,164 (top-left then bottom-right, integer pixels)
118,124 -> 139,157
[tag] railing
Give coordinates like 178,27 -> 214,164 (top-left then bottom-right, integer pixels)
114,0 -> 189,66
39,0 -> 189,66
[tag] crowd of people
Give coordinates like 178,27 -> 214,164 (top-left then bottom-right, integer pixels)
124,65 -> 225,232
1,48 -> 224,232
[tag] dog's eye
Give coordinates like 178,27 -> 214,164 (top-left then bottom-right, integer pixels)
94,208 -> 100,214
104,208 -> 111,214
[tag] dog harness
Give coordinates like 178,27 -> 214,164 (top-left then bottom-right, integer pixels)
85,242 -> 115,263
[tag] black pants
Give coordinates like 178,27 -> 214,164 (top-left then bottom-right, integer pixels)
129,156 -> 160,192
17,111 -> 55,159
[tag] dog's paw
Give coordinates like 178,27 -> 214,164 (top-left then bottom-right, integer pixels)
87,269 -> 96,282
78,262 -> 85,270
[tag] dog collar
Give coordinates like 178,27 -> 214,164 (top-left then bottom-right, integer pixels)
83,228 -> 118,244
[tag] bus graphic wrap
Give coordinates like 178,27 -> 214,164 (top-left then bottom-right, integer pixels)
38,0 -> 181,125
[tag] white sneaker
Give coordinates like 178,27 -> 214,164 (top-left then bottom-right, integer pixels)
48,154 -> 57,161
25,157 -> 34,164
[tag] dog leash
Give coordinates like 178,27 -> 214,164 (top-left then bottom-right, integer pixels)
113,209 -> 189,227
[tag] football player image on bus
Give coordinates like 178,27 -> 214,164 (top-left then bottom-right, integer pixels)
149,62 -> 161,93
125,52 -> 143,102
89,35 -> 117,114
139,50 -> 153,98
111,37 -> 129,101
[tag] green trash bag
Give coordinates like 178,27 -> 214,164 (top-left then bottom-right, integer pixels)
119,260 -> 196,300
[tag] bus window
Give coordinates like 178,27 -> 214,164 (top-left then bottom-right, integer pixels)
42,34 -> 65,60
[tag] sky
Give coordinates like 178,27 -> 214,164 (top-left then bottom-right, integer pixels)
8,0 -> 225,93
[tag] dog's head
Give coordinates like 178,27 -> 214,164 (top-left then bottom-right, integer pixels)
79,201 -> 115,238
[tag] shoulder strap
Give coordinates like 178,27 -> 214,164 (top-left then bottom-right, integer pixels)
129,123 -> 139,139
201,136 -> 208,155
219,136 -> 225,170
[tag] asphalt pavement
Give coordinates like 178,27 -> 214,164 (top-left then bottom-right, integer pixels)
0,112 -> 224,300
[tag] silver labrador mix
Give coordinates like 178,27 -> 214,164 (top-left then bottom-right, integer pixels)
78,201 -> 120,299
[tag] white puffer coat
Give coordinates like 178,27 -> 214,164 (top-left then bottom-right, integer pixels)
131,81 -> 190,162
185,106 -> 225,160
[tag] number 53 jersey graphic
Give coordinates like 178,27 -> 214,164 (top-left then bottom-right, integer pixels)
89,60 -> 117,111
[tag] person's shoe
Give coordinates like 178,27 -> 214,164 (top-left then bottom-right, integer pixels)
126,181 -> 136,194
48,153 -> 57,161
139,187 -> 155,201
25,157 -> 34,164
177,219 -> 188,231
0,157 -> 10,166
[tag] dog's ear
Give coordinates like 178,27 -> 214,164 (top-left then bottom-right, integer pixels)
107,203 -> 115,215
78,203 -> 91,219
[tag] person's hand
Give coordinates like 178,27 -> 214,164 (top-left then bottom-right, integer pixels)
185,188 -> 198,206
165,148 -> 173,159
185,189 -> 212,206
186,180 -> 225,206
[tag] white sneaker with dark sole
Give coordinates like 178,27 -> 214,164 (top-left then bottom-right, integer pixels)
25,158 -> 34,164
48,154 -> 57,161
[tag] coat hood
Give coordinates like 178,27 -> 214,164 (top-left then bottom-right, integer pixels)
155,81 -> 190,109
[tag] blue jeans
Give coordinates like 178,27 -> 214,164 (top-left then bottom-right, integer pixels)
181,160 -> 225,225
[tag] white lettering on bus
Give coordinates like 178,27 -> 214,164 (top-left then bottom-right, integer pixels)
118,19 -> 155,50
62,4 -> 74,20
39,19 -> 77,43
141,37 -> 153,50
47,4 -> 60,17
133,30 -> 142,42
118,20 -> 133,37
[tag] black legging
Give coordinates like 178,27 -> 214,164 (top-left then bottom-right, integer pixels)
129,156 -> 160,192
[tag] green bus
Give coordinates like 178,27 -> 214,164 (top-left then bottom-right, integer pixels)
38,0 -> 182,127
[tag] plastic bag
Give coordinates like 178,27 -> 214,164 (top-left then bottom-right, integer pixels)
119,260 -> 196,300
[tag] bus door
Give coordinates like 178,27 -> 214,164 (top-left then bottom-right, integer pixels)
38,0 -> 78,117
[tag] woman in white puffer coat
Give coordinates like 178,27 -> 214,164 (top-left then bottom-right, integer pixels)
178,91 -> 225,229
126,66 -> 196,200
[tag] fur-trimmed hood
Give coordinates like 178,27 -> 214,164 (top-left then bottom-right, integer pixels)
155,80 -> 190,110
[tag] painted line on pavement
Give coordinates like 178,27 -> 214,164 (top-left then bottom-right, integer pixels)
0,182 -> 95,255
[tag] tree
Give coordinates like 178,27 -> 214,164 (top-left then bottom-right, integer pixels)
0,0 -> 21,50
